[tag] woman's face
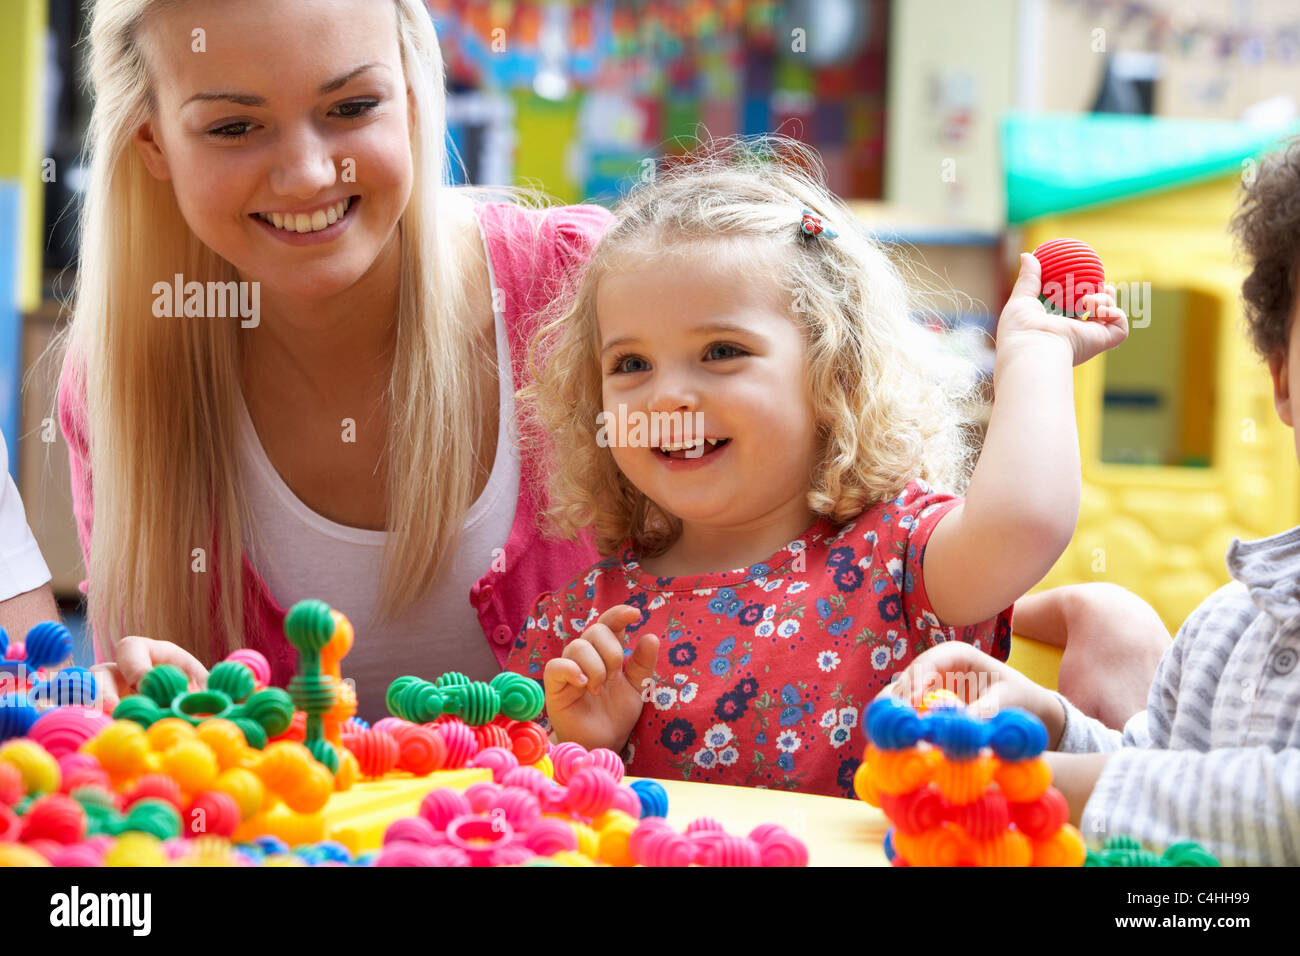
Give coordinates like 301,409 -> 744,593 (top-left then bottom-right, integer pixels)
134,0 -> 414,301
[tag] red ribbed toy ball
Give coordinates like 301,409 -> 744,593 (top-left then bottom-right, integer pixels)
505,721 -> 548,766
345,729 -> 401,779
1031,238 -> 1105,318
186,790 -> 241,838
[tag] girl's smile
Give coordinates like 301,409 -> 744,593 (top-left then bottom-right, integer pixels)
653,436 -> 732,469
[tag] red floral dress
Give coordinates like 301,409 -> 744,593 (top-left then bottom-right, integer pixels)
505,480 -> 1013,798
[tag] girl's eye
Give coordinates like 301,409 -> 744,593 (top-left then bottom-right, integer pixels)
705,342 -> 746,361
207,101 -> 380,140
610,354 -> 650,374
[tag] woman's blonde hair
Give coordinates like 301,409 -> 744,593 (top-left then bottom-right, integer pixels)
522,138 -> 979,558
53,0 -> 485,662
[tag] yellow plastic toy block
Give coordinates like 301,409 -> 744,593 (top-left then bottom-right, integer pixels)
322,768 -> 491,854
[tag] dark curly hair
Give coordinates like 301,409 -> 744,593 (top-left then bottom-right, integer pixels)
1231,135 -> 1300,359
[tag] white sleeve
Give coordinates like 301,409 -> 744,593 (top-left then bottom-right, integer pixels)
0,432 -> 52,601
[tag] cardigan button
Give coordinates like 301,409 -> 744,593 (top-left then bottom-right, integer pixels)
1271,646 -> 1297,676
491,624 -> 513,646
477,583 -> 494,608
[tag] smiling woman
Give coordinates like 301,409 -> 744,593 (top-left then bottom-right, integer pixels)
51,0 -> 611,718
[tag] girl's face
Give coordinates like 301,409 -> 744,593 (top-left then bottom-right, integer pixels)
133,0 -> 414,301
597,245 -> 820,534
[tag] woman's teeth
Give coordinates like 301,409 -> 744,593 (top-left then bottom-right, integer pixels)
256,197 -> 352,233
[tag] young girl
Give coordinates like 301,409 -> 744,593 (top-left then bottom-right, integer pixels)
506,143 -> 1128,797
60,0 -> 608,718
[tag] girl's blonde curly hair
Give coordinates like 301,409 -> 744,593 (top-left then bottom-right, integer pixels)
521,138 -> 979,559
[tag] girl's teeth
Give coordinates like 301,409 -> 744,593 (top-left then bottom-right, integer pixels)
259,197 -> 351,233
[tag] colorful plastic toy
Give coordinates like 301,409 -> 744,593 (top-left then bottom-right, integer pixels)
629,779 -> 669,818
386,670 -> 544,725
111,658 -> 293,751
627,816 -> 808,867
283,599 -> 357,774
855,695 -> 1086,867
0,622 -> 98,743
1032,237 -> 1105,318
1085,835 -> 1219,867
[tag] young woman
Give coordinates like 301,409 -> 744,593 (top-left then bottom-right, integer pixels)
64,0 -> 607,718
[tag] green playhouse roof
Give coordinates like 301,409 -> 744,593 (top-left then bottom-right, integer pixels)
1002,112 -> 1300,223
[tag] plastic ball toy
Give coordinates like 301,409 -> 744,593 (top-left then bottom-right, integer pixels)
0,622 -> 99,744
855,695 -> 1084,867
386,670 -> 544,725
111,659 -> 292,752
629,779 -> 669,818
1085,835 -> 1219,868
1031,238 -> 1105,318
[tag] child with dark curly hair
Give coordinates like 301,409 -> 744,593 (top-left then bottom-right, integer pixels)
890,134 -> 1300,863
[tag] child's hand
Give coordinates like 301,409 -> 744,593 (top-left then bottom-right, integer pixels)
90,636 -> 209,714
543,605 -> 660,753
1043,751 -> 1111,826
881,642 -> 1067,749
997,252 -> 1129,366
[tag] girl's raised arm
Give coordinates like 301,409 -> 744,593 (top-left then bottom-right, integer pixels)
922,253 -> 1128,627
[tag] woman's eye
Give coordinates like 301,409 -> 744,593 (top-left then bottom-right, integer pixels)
335,100 -> 380,120
210,122 -> 253,140
612,355 -> 650,374
705,342 -> 746,361
208,101 -> 379,140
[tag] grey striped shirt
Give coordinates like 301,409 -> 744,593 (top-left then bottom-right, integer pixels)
1056,525 -> 1300,866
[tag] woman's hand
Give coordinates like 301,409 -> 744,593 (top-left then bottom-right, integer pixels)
997,252 -> 1129,366
882,642 -> 1067,749
90,636 -> 209,714
543,605 -> 660,753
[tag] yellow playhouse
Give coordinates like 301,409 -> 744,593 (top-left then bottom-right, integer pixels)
1004,113 -> 1300,637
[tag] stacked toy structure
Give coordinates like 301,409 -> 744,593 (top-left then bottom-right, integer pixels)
854,693 -> 1085,867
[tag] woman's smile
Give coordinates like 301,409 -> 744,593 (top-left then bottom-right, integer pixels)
251,195 -> 360,245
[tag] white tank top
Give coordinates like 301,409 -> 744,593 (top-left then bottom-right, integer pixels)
237,237 -> 520,722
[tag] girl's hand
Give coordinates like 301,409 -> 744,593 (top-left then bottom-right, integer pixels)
90,636 -> 209,714
881,642 -> 1067,749
997,252 -> 1129,366
543,605 -> 660,753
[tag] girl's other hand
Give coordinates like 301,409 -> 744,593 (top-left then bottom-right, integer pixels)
543,605 -> 660,753
881,641 -> 1067,749
90,635 -> 209,714
998,252 -> 1129,366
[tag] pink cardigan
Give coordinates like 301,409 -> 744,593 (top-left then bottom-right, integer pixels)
59,201 -> 612,687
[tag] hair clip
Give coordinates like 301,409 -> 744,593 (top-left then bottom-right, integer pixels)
799,208 -> 838,240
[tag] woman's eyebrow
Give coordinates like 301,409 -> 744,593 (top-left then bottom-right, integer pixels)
180,61 -> 390,109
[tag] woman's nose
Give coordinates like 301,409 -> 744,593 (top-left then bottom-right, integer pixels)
267,123 -> 338,198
